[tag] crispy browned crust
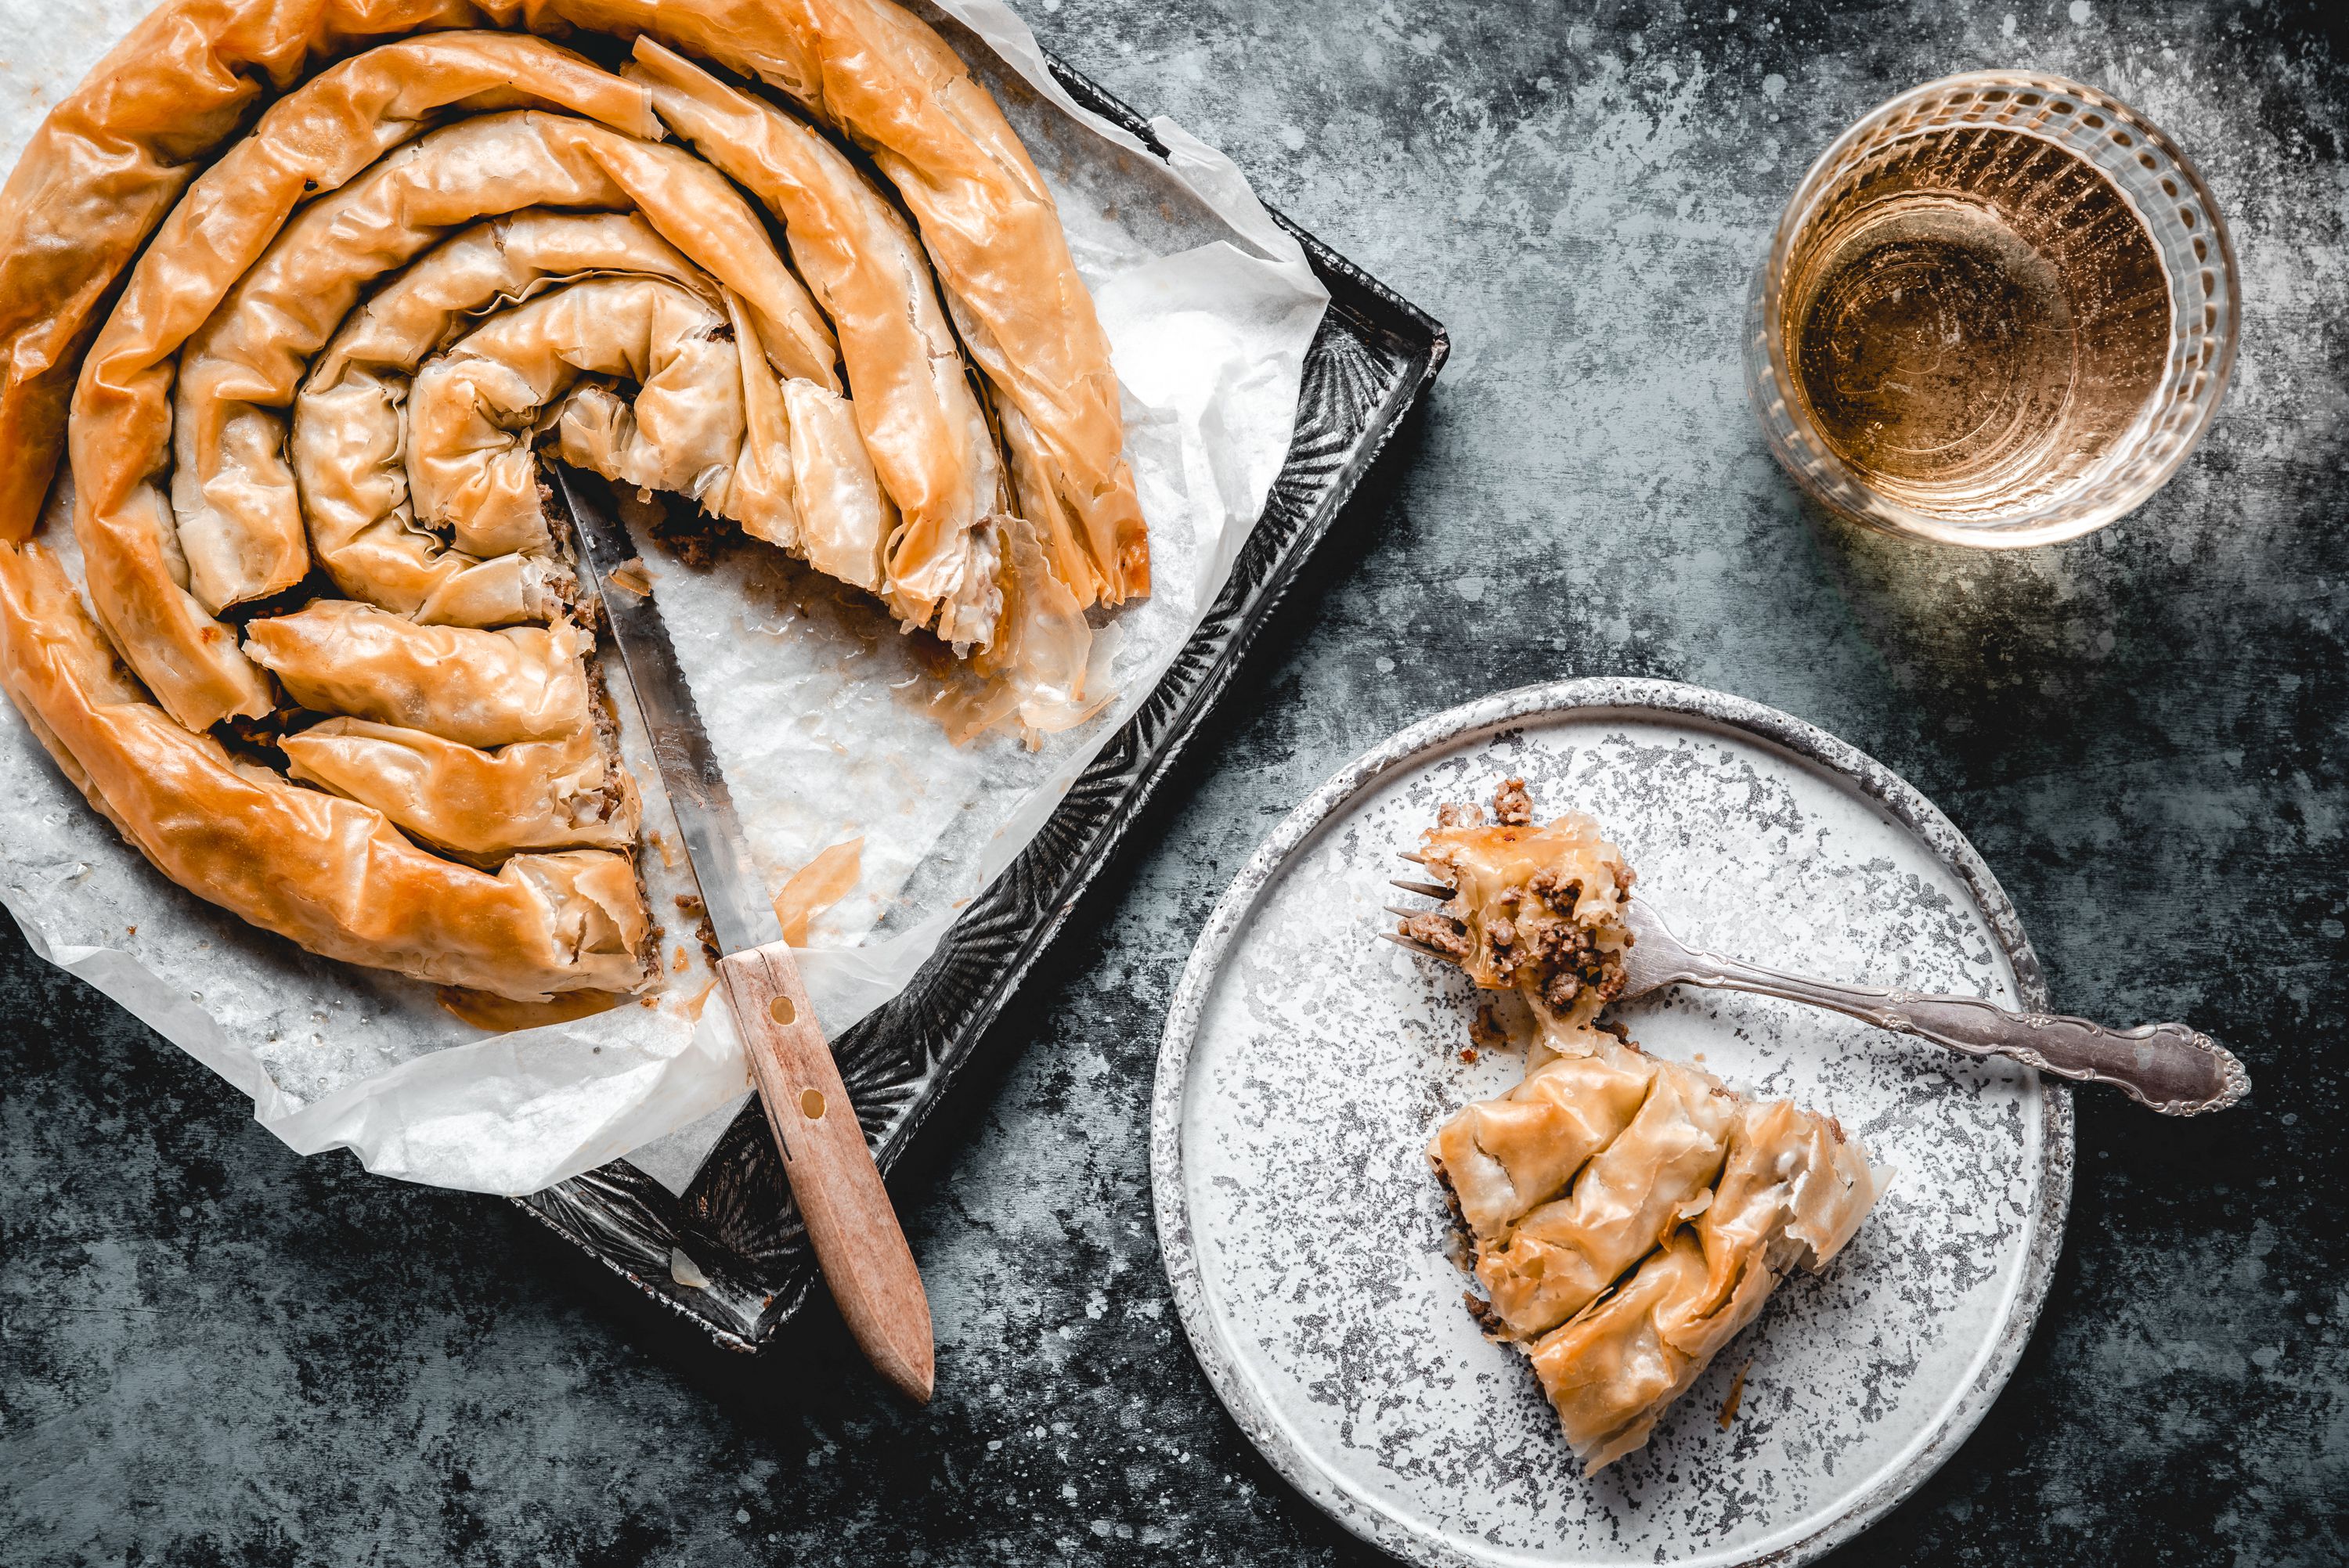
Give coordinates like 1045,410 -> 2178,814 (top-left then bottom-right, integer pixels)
524,0 -> 1146,600
0,0 -> 1146,997
626,40 -> 1004,629
0,1 -> 505,542
70,33 -> 662,732
0,542 -> 647,999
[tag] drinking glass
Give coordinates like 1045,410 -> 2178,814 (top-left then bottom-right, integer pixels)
1745,71 -> 2239,547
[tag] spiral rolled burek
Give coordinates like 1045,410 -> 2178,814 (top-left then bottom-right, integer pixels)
0,2 -> 1152,1002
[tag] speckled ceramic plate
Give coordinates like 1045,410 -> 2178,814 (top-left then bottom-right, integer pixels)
1151,678 -> 2072,1567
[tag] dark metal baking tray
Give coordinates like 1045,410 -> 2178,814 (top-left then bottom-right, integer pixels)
514,52 -> 1449,1350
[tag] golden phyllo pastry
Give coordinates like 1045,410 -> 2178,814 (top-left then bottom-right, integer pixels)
1516,1090 -> 1877,1472
0,0 -> 1148,1004
1469,1054 -> 1741,1342
1412,782 -> 1878,1472
1427,1044 -> 1655,1241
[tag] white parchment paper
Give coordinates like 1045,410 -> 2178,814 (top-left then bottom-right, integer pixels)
0,0 -> 1328,1196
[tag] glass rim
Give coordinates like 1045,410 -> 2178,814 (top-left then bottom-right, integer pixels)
1755,69 -> 2242,549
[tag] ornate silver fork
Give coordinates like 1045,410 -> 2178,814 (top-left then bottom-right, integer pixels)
1384,867 -> 2249,1116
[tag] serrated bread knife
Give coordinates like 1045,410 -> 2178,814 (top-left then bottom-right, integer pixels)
551,463 -> 933,1401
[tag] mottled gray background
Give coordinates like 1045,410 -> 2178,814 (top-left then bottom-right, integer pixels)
5,0 -> 2345,1563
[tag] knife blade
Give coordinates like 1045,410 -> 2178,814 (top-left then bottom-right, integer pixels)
550,463 -> 934,1401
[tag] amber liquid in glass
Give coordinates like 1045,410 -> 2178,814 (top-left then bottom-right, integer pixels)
1781,127 -> 2171,521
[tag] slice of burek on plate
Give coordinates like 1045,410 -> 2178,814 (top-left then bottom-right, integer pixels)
1404,779 -> 1880,1474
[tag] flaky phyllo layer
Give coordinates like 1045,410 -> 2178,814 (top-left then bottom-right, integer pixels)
1409,781 -> 1878,1473
0,2 -> 1150,1003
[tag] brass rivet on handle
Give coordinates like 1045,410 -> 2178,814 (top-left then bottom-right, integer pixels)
800,1087 -> 826,1121
769,995 -> 796,1026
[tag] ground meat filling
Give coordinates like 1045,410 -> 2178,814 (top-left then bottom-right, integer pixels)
1492,775 -> 1535,826
1401,909 -> 1473,959
1399,778 -> 1632,1018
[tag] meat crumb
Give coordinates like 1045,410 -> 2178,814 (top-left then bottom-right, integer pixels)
1468,1003 -> 1508,1050
1457,1045 -> 1480,1064
1400,910 -> 1470,959
1436,801 -> 1485,828
1492,776 -> 1535,826
1529,868 -> 1583,914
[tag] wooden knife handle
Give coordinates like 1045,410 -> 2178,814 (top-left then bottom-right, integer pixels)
717,941 -> 934,1401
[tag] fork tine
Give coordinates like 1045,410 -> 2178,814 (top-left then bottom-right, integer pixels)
1397,850 -> 1428,865
1378,930 -> 1449,959
1384,903 -> 1439,920
1389,878 -> 1454,900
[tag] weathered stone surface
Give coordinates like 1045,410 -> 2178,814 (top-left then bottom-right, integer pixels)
5,2 -> 2344,1563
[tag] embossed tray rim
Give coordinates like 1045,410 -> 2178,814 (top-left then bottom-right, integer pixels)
507,50 -> 1450,1350
1149,676 -> 2075,1568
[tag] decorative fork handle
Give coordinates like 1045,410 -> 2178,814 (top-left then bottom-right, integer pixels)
1656,949 -> 2249,1116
